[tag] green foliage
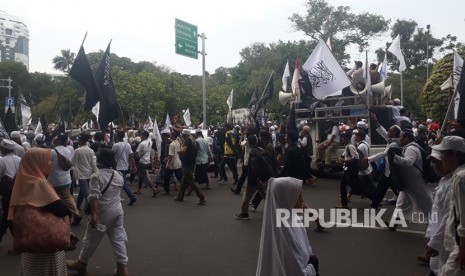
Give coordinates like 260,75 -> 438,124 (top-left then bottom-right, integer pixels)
52,49 -> 75,73
420,53 -> 455,122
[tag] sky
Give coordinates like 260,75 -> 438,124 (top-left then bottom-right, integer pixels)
3,0 -> 465,76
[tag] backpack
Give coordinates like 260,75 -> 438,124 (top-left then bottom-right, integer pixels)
54,148 -> 72,171
405,143 -> 440,183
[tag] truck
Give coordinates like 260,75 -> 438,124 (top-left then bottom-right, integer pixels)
294,92 -> 394,175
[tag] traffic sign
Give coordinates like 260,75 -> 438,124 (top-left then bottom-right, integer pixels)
4,97 -> 14,113
175,18 -> 198,59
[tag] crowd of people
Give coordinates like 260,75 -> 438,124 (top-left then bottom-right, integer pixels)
1,103 -> 465,275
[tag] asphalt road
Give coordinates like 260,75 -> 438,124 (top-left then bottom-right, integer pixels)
0,170 -> 431,276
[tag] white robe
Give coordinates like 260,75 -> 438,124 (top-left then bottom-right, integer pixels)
256,177 -> 316,276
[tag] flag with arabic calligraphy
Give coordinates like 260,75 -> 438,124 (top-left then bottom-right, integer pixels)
302,39 -> 350,100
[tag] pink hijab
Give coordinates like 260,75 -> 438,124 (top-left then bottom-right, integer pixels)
8,148 -> 59,220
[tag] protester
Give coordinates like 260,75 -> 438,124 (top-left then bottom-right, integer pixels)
112,130 -> 138,206
0,139 -> 21,244
8,148 -> 71,275
256,177 -> 319,276
67,148 -> 129,276
194,129 -> 212,190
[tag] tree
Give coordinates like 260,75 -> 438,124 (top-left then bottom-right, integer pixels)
289,0 -> 389,62
52,49 -> 76,73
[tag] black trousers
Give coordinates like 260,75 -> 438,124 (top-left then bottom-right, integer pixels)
235,165 -> 248,194
372,173 -> 399,208
219,155 -> 238,182
340,169 -> 359,206
163,168 -> 183,192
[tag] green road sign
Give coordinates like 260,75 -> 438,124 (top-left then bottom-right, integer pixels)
175,18 -> 198,59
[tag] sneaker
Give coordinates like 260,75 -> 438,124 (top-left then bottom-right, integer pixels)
234,213 -> 250,220
66,260 -> 87,274
249,204 -> 257,212
416,254 -> 430,264
127,198 -> 137,206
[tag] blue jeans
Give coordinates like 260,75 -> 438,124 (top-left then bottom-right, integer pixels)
119,170 -> 136,201
77,179 -> 90,210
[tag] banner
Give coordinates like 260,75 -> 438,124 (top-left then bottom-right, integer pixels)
387,35 -> 407,72
20,102 -> 31,130
453,51 -> 464,119
183,108 -> 191,127
152,117 -> 161,157
282,60 -> 290,92
302,39 -> 351,100
69,46 -> 101,110
226,89 -> 234,110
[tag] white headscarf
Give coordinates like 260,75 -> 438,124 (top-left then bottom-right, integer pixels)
256,177 -> 316,276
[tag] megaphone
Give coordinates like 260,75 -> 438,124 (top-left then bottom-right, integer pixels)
279,91 -> 293,105
371,81 -> 385,96
350,76 -> 368,95
384,85 -> 392,100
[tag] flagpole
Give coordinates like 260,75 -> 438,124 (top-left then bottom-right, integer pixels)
400,71 -> 404,106
440,75 -> 459,136
253,71 -> 274,119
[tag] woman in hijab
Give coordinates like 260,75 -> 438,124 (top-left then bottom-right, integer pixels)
8,148 -> 71,276
256,177 -> 319,276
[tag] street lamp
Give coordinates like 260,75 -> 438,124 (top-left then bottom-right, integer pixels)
426,24 -> 430,80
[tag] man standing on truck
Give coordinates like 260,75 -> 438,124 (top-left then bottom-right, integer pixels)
316,121 -> 340,172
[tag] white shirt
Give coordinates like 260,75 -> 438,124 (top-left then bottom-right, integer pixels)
196,137 -> 211,165
357,141 -> 372,176
136,139 -> 152,165
327,126 -> 340,143
0,153 -> 21,178
88,168 -> 124,216
444,164 -> 465,252
72,145 -> 97,180
48,145 -> 72,187
112,141 -> 133,171
167,139 -> 182,169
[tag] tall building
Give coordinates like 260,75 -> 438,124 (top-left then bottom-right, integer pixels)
0,11 -> 29,70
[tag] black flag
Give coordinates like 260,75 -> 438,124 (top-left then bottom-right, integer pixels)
256,73 -> 274,110
457,62 -> 465,121
69,46 -> 102,111
0,118 -> 10,139
248,90 -> 258,108
286,104 -> 297,132
95,43 -> 120,131
3,106 -> 18,135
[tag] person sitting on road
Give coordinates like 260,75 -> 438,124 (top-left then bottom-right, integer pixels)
256,177 -> 319,276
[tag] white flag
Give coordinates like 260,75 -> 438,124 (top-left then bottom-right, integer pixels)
198,122 -> 204,129
164,113 -> 171,131
282,60 -> 290,92
326,37 -> 332,51
81,122 -> 89,130
92,102 -> 100,121
20,103 -> 31,130
152,118 -> 161,157
34,120 -> 42,135
226,89 -> 234,110
291,60 -> 301,102
441,76 -> 452,91
387,35 -> 407,72
378,53 -> 388,81
453,51 -> 464,119
144,116 -> 154,130
183,108 -> 191,127
302,39 -> 351,100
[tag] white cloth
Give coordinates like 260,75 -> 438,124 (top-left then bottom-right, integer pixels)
256,177 -> 316,276
357,141 -> 372,176
112,142 -> 133,171
0,153 -> 20,178
136,139 -> 152,165
196,137 -> 211,165
327,125 -> 340,143
167,139 -> 182,170
426,175 -> 452,275
241,140 -> 251,166
80,168 -> 128,265
48,145 -> 72,187
72,145 -> 97,180
392,142 -> 433,219
444,164 -> 465,252
14,143 -> 25,157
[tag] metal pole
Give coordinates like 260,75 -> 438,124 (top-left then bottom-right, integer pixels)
426,24 -> 430,80
400,72 -> 404,106
7,76 -> 12,98
199,33 -> 207,129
